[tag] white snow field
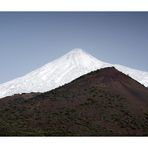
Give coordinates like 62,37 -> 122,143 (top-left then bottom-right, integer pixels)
0,48 -> 148,98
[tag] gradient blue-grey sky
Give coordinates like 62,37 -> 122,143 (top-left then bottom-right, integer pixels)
0,12 -> 148,83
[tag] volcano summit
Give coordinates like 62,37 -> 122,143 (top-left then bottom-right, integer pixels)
0,48 -> 148,98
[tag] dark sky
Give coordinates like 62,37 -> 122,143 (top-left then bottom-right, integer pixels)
0,12 -> 148,83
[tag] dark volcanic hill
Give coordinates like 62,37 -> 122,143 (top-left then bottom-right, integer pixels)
0,67 -> 148,136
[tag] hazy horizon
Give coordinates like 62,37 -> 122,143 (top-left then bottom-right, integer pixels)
0,12 -> 148,83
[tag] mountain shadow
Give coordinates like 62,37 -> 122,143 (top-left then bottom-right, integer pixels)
0,67 -> 148,136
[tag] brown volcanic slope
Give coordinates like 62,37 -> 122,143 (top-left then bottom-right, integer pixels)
0,67 -> 148,136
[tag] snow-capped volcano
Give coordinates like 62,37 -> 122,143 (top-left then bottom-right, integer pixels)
0,48 -> 148,98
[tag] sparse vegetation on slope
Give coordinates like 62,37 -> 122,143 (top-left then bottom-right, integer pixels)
0,67 -> 148,136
